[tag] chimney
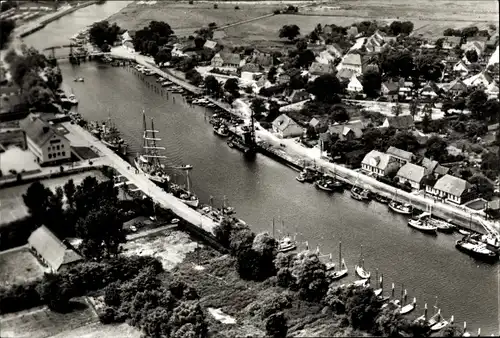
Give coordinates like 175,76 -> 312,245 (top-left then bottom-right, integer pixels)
42,126 -> 50,133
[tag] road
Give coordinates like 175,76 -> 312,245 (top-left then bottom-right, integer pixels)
63,122 -> 218,235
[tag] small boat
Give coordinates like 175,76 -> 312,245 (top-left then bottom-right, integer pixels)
458,229 -> 472,236
388,201 -> 412,215
278,236 -> 297,253
421,209 -> 456,233
296,167 -> 318,183
429,311 -> 452,332
355,245 -> 371,279
67,94 -> 78,105
455,238 -> 498,262
222,206 -> 235,215
315,176 -> 342,192
296,173 -> 306,182
353,279 -> 369,287
328,241 -> 348,281
323,254 -> 336,271
213,125 -> 229,137
374,194 -> 390,204
373,270 -> 383,297
73,77 -> 84,82
351,186 -> 370,201
399,297 -> 417,315
315,180 -> 334,192
408,219 -> 438,234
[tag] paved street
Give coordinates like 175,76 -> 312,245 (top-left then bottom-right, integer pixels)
63,122 -> 218,234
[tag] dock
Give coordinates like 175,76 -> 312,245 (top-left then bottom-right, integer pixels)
63,122 -> 218,235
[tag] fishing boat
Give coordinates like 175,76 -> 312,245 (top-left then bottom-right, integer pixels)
170,169 -> 199,208
469,233 -> 500,254
296,167 -> 318,183
100,117 -> 126,154
323,253 -> 336,271
134,112 -> 170,187
351,186 -> 370,201
227,136 -> 252,154
421,208 -> 456,233
328,241 -> 348,281
355,245 -> 371,279
213,124 -> 229,137
388,200 -> 412,215
399,296 -> 417,315
353,279 -> 369,287
67,94 -> 78,105
455,238 -> 498,262
73,77 -> 84,82
430,314 -> 453,332
458,229 -> 472,236
374,194 -> 390,204
315,175 -> 342,192
278,236 -> 297,253
408,218 -> 438,234
414,303 -> 428,323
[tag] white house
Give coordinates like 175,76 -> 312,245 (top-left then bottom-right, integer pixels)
487,45 -> 499,66
272,114 -> 303,138
336,53 -> 363,75
396,163 -> 426,190
463,72 -> 493,88
461,40 -> 486,57
453,60 -> 470,76
347,74 -> 363,93
426,174 -> 474,205
315,50 -> 336,65
19,114 -> 71,165
361,150 -> 392,177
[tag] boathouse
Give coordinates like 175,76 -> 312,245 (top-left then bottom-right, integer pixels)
28,225 -> 82,273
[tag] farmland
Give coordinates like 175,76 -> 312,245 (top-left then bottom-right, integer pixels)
0,247 -> 45,287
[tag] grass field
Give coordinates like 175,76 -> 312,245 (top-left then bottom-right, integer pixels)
0,247 -> 45,287
0,298 -> 99,338
49,322 -> 142,338
109,2 -> 276,35
0,170 -> 107,226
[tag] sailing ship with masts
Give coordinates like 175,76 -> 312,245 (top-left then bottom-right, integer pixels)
169,169 -> 200,208
134,112 -> 170,187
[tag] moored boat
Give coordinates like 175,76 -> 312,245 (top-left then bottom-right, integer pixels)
408,219 -> 438,234
315,175 -> 343,192
455,238 -> 498,262
354,245 -> 370,279
388,200 -> 412,215
213,124 -> 229,137
351,186 -> 370,201
399,297 -> 417,315
68,94 -> 78,105
328,241 -> 348,281
374,194 -> 390,204
278,236 -> 297,253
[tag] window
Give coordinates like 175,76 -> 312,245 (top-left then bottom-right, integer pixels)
61,145 -> 64,148
50,139 -> 61,144
57,145 -> 60,150
62,151 -> 65,156
57,152 -> 60,156
48,154 -> 52,159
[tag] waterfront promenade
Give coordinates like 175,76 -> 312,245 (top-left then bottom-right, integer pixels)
62,122 -> 218,235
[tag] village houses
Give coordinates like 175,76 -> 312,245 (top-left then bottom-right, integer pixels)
380,81 -> 399,101
211,52 -> 243,69
361,150 -> 395,177
381,115 -> 415,130
395,163 -> 426,190
347,74 -> 363,93
337,53 -> 363,75
386,146 -> 415,166
272,114 -> 303,138
425,174 -> 475,205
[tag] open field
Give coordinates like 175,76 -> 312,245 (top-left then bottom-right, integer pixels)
0,170 -> 107,226
0,298 -> 98,338
49,322 -> 142,338
108,2 -> 277,35
0,247 -> 45,287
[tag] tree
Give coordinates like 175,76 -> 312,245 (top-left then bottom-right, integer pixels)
389,21 -> 403,36
400,21 -> 414,35
482,99 -> 500,122
388,131 -> 420,152
466,89 -> 488,119
185,69 -> 203,85
362,69 -> 382,97
413,53 -> 443,82
295,38 -> 308,51
250,97 -> 266,118
37,273 -> 73,312
265,312 -> 288,338
424,136 -> 448,161
267,66 -> 277,83
224,78 -> 239,95
133,21 -> 174,56
330,104 -> 350,123
76,203 -> 125,260
442,325 -> 464,337
289,251 -> 328,302
307,74 -> 342,103
391,102 -> 402,117
0,19 -> 15,49
88,20 -> 121,48
63,179 -> 76,208
204,75 -> 221,96
279,24 -> 300,41
22,181 -> 53,225
469,175 -> 494,200
169,301 -> 207,337
297,49 -> 315,68
465,49 -> 478,63
409,99 -> 419,119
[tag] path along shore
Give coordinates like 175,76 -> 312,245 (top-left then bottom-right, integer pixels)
109,46 -> 500,241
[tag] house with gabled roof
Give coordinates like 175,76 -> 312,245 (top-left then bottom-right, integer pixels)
289,89 -> 310,103
309,62 -> 335,76
336,68 -> 356,83
241,63 -> 261,73
251,54 -> 274,69
326,43 -> 343,59
386,146 -> 415,166
19,114 -> 71,165
463,71 -> 493,88
309,117 -> 328,133
361,150 -> 393,177
432,36 -> 461,49
420,81 -> 440,98
347,26 -> 359,38
347,74 -> 363,93
486,80 -> 499,97
211,52 -> 243,69
381,81 -> 399,101
316,50 -> 336,65
28,225 -> 83,273
337,53 -> 363,75
426,174 -> 475,205
445,79 -> 467,95
278,68 -> 301,85
203,40 -> 218,51
381,115 -> 415,130
272,114 -> 303,138
329,121 -> 365,141
453,60 -> 470,76
396,163 -> 426,190
462,40 -> 487,57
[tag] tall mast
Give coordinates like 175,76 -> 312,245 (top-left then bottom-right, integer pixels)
142,111 -> 147,152
272,218 -> 275,238
338,241 -> 342,266
186,170 -> 191,193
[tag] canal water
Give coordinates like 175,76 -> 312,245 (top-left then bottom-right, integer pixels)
22,2 -> 499,334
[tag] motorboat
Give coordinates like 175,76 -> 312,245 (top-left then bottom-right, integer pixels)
458,229 -> 471,236
161,81 -> 173,87
351,186 -> 370,201
213,125 -> 229,137
455,238 -> 498,262
315,176 -> 343,192
374,194 -> 390,204
353,279 -> 369,287
419,211 -> 455,233
429,312 -> 453,332
408,219 -> 438,235
388,201 -> 413,215
73,77 -> 84,82
278,236 -> 297,253
67,94 -> 78,105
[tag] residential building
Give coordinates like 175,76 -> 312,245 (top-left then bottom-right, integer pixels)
337,53 -> 363,75
251,54 -> 274,69
347,26 -> 359,38
336,68 -> 356,83
347,74 -> 363,93
361,150 -> 392,177
386,146 -> 415,165
461,40 -> 486,57
328,121 -> 364,141
316,50 -> 336,65
426,174 -> 474,205
486,80 -> 499,97
309,62 -> 335,76
446,79 -> 467,95
289,89 -> 310,103
203,40 -> 218,50
326,43 -> 343,59
309,117 -> 328,133
396,163 -> 426,190
381,115 -> 415,130
463,71 -> 493,88
381,81 -> 399,101
487,45 -> 499,66
211,52 -> 242,69
241,63 -> 261,73
28,225 -> 83,273
453,60 -> 470,76
278,68 -> 301,85
19,114 -> 71,166
272,114 -> 303,138
433,36 -> 461,49
419,81 -> 440,98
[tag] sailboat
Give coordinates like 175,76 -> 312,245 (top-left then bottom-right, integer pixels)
399,291 -> 416,315
430,314 -> 453,332
355,245 -> 371,279
101,113 -> 126,155
373,270 -> 383,297
388,190 -> 413,215
170,169 -> 199,208
328,241 -> 348,280
134,112 -> 170,187
275,219 -> 297,253
423,206 -> 456,233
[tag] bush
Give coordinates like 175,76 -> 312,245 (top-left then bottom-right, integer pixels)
213,4 -> 218,9
235,6 -> 239,10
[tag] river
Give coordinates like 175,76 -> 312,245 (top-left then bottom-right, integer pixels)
22,1 -> 499,334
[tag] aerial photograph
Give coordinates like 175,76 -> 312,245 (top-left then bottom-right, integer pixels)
0,0 -> 499,337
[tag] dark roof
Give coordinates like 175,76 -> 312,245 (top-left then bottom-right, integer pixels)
386,146 -> 414,162
447,79 -> 467,92
382,81 -> 399,93
421,81 -> 439,93
220,52 -> 241,65
433,174 -> 472,197
241,63 -> 261,72
309,62 -> 334,75
434,165 -> 450,176
421,157 -> 438,175
252,55 -> 273,67
384,115 -> 415,129
336,68 -> 355,81
396,163 -> 426,183
28,225 -> 82,271
290,89 -> 309,101
19,114 -> 67,148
